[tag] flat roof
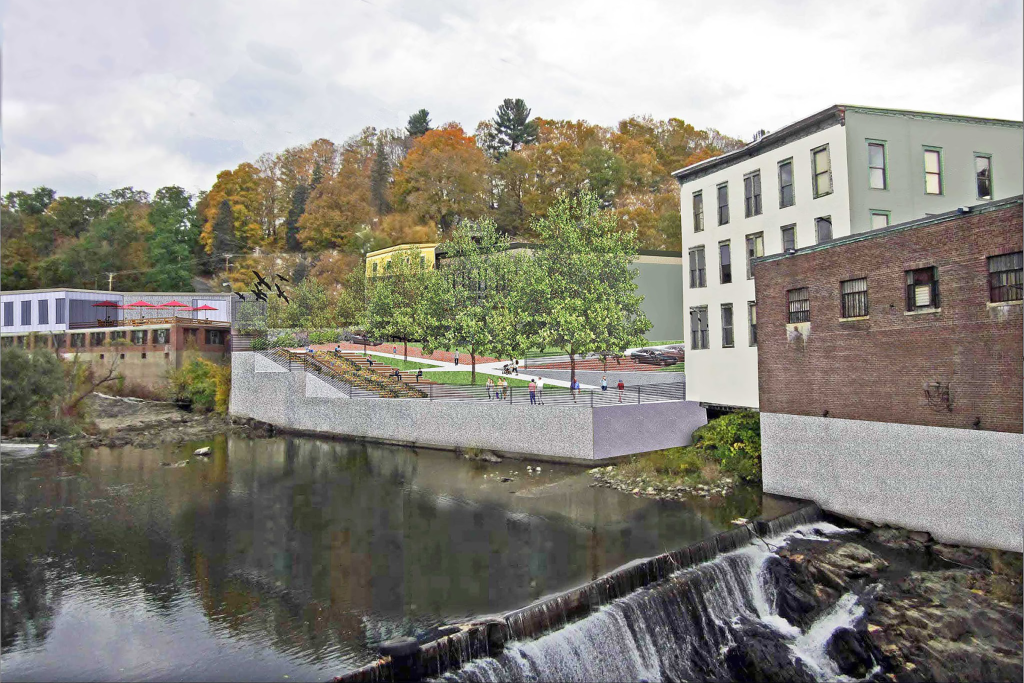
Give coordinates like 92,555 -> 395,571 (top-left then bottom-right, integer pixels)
753,195 -> 1024,265
672,104 -> 1024,181
0,288 -> 233,297
365,243 -> 439,259
433,241 -> 681,258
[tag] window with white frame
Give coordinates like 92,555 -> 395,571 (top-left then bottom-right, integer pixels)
719,241 -> 732,284
924,148 -> 943,195
748,302 -> 757,347
689,306 -> 709,350
55,298 -> 65,324
3,302 -> 13,327
21,301 -> 31,326
688,247 -> 707,288
812,145 -> 832,197
38,299 -> 48,325
721,303 -> 734,348
867,141 -> 887,189
717,183 -> 729,225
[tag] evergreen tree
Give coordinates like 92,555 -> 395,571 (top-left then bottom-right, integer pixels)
490,98 -> 538,158
285,184 -> 309,252
370,136 -> 392,216
310,161 -> 324,190
146,186 -> 198,290
406,109 -> 432,138
211,199 -> 234,271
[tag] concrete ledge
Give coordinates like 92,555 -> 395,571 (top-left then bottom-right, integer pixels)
523,368 -> 686,387
762,412 -> 1023,552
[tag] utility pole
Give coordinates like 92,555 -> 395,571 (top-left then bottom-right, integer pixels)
107,272 -> 115,291
224,254 -> 233,273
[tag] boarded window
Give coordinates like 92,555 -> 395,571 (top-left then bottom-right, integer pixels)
788,288 -> 810,323
841,278 -> 869,318
988,252 -> 1023,303
906,267 -> 939,311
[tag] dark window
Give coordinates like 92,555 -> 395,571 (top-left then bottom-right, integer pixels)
164,352 -> 170,359
721,304 -> 734,348
688,247 -> 707,288
778,159 -> 794,208
868,142 -> 887,189
53,334 -> 66,349
749,303 -> 757,348
55,298 -> 65,324
89,332 -> 106,346
744,171 -> 762,217
131,330 -> 148,345
120,353 -> 125,360
205,329 -> 225,345
184,329 -> 199,345
15,336 -> 25,347
717,183 -> 729,225
788,288 -> 810,323
3,302 -> 13,327
693,191 -> 704,232
99,354 -> 105,360
906,267 -> 939,311
71,333 -> 86,348
924,148 -> 942,194
746,233 -> 764,279
0,336 -> 13,348
719,242 -> 732,284
110,330 -> 126,343
975,155 -> 992,200
38,300 -> 48,325
781,224 -> 796,252
142,352 -> 147,360
815,217 -> 832,243
988,252 -> 1023,303
812,145 -> 832,197
21,301 -> 31,326
154,328 -> 170,344
689,306 -> 709,350
841,278 -> 869,318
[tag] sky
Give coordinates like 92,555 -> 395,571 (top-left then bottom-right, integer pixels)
2,0 -> 1021,198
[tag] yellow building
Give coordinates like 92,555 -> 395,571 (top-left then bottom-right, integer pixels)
364,243 -> 438,277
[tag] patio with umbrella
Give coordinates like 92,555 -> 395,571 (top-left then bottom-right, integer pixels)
123,300 -> 155,324
157,300 -> 191,320
192,304 -> 219,321
91,300 -> 120,324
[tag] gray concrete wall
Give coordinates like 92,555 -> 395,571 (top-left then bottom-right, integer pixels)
635,261 -> 684,342
593,400 -> 707,460
232,352 -> 704,464
526,368 -> 686,387
762,412 -> 1023,552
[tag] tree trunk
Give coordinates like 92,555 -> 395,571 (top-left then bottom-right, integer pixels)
471,350 -> 476,384
569,349 -> 576,385
404,338 -> 408,362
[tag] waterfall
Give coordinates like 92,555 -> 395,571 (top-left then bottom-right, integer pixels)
437,523 -> 870,683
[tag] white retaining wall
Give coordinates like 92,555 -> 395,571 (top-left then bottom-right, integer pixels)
762,412 -> 1024,551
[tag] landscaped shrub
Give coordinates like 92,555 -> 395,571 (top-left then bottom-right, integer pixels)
251,337 -> 270,351
635,410 -> 762,484
270,332 -> 299,349
308,330 -> 343,344
167,358 -> 230,413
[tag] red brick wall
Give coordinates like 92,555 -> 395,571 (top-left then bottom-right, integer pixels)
753,203 -> 1023,433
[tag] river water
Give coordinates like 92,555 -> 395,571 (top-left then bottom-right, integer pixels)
1,434 -> 763,681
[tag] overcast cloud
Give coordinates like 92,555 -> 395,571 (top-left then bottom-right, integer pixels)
1,0 -> 1021,197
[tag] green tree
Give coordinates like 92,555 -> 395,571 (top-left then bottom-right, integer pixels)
285,184 -> 309,252
529,191 -> 650,381
406,109 -> 432,138
489,98 -> 538,159
210,199 -> 234,271
370,136 -> 392,215
3,187 -> 57,215
146,186 -> 198,291
0,348 -> 66,436
365,248 -> 429,361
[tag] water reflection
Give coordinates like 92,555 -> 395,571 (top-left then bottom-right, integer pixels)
1,435 -> 762,681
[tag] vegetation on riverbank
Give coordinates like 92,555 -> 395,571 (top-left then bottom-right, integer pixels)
166,357 -> 231,414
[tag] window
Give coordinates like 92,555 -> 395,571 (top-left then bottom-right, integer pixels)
867,141 -> 887,189
689,306 -> 709,350
71,333 -> 86,348
870,211 -> 890,229
154,328 -> 170,344
746,233 -> 764,279
778,159 -> 794,208
120,353 -> 125,360
721,304 -> 734,348
89,332 -> 106,346
38,300 -> 48,325
110,330 -> 126,343
988,252 -> 1023,303
815,217 -> 832,243
692,191 -> 704,232
15,336 -> 25,347
688,247 -> 707,288
841,278 -> 869,318
744,171 -> 762,217
748,302 -> 757,346
906,267 -> 939,311
99,354 -> 105,360
184,329 -> 199,344
924,148 -> 943,195
131,330 -> 148,345
53,334 -> 65,349
811,145 -> 832,197
788,288 -> 810,323
164,352 -> 170,360
21,301 -> 31,326
719,241 -> 732,284
3,302 -> 12,327
142,353 -> 147,360
717,183 -> 729,225
781,224 -> 796,252
372,261 -> 379,275
0,337 -> 12,348
975,154 -> 992,200
55,298 -> 65,325
205,329 -> 225,345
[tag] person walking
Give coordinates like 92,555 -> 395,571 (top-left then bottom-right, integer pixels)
601,376 -> 608,393
528,378 -> 537,405
570,377 -> 580,402
486,377 -> 494,399
617,379 -> 625,403
454,350 -> 460,366
500,378 -> 508,401
514,359 -> 519,375
393,344 -> 398,356
536,376 -> 545,404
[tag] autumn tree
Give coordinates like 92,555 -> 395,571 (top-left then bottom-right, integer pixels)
407,109 -> 432,138
394,124 -> 489,233
297,152 -> 372,251
200,162 -> 264,256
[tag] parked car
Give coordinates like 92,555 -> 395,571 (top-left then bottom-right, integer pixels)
629,349 -> 678,366
348,331 -> 382,346
660,345 -> 685,362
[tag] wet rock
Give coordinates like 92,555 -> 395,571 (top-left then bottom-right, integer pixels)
826,626 -> 875,678
723,618 -> 817,683
760,555 -> 820,628
193,447 -> 211,456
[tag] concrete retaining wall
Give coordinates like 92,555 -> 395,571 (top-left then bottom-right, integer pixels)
762,412 -> 1024,551
232,352 -> 706,464
523,368 -> 686,388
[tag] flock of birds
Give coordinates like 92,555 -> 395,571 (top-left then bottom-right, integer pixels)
234,270 -> 290,305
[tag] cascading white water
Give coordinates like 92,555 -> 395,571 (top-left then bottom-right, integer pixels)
439,523 -> 870,683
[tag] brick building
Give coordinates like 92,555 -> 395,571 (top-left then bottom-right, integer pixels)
750,195 -> 1023,551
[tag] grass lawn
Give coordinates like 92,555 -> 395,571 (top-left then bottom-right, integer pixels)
646,340 -> 685,346
421,371 -> 535,387
365,355 -> 442,371
656,363 -> 686,372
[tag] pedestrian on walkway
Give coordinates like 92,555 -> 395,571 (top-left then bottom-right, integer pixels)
393,345 -> 398,355
486,377 -> 494,399
499,378 -> 508,400
529,378 -> 537,405
514,359 -> 519,375
601,376 -> 608,392
536,376 -> 544,404
617,379 -> 625,403
454,350 -> 460,366
571,377 -> 580,402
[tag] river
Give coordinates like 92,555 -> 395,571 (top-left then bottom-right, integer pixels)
1,434 -> 763,681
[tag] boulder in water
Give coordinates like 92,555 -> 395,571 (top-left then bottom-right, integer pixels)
193,447 -> 211,457
724,618 -> 817,683
826,626 -> 874,678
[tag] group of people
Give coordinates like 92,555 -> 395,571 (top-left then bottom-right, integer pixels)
485,376 -> 521,401
501,359 -> 520,375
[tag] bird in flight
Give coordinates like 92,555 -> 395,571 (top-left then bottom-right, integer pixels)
235,291 -> 246,300
252,270 -> 271,289
275,283 -> 286,298
274,273 -> 290,283
280,292 -> 290,305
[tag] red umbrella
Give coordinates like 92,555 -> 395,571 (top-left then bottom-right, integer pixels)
193,304 -> 218,321
157,300 -> 191,319
124,300 -> 154,322
92,300 -> 119,321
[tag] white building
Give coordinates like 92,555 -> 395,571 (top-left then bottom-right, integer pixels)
674,105 -> 1024,410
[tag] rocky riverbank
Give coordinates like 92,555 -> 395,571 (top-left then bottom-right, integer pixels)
588,464 -> 737,500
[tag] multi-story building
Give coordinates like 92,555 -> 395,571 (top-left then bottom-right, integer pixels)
674,104 -> 1024,410
750,196 -> 1022,551
0,289 -> 235,389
